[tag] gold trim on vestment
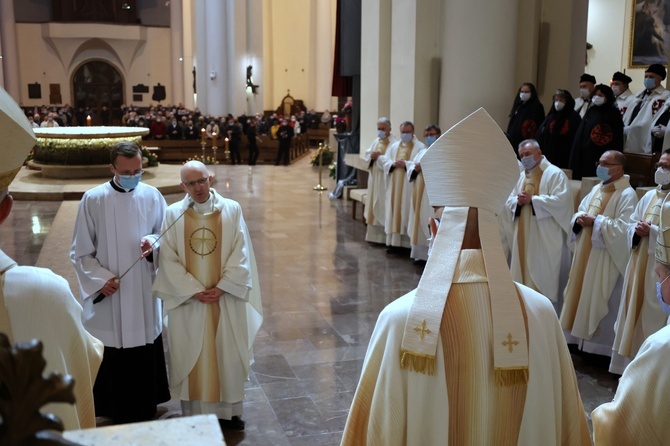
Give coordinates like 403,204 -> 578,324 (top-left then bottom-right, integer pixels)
0,167 -> 21,191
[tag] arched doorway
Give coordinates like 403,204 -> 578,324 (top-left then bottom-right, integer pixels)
72,60 -> 124,125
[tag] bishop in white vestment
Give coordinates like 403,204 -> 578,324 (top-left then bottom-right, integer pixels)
341,109 -> 590,446
364,118 -> 396,244
152,161 -> 262,430
560,151 -> 638,357
506,140 -> 574,313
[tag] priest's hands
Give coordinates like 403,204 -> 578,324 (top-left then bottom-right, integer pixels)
370,151 -> 380,161
576,214 -> 595,227
393,159 -> 406,169
194,287 -> 224,304
517,191 -> 532,206
635,220 -> 652,238
140,238 -> 153,258
101,278 -> 120,297
414,163 -> 422,173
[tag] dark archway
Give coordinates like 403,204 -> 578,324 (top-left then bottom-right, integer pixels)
72,60 -> 124,125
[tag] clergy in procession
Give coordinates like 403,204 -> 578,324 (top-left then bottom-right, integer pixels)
574,73 -> 596,118
0,87 -> 103,430
623,63 -> 670,154
406,124 -> 441,262
610,149 -> 670,374
611,71 -> 635,116
591,198 -> 670,443
506,139 -> 573,314
363,118 -> 397,244
71,141 -> 170,424
341,109 -> 591,446
152,161 -> 262,431
560,150 -> 638,357
380,121 -> 425,251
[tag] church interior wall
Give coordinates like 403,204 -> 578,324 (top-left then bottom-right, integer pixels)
15,22 -> 173,107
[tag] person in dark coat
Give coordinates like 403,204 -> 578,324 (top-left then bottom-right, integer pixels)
275,118 -> 294,166
246,117 -> 260,166
569,84 -> 624,180
535,89 -> 582,169
506,82 -> 545,151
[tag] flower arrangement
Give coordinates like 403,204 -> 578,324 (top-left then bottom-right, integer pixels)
310,146 -> 334,167
185,155 -> 218,165
141,147 -> 159,167
329,162 -> 336,179
33,135 -> 143,165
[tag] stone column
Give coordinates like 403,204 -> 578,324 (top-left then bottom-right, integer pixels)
359,0 -> 392,154
439,0 -> 520,129
0,0 -> 20,100
194,0 -> 229,116
245,0 -> 264,115
182,0 -> 196,110
170,0 -> 185,106
313,0 -> 334,112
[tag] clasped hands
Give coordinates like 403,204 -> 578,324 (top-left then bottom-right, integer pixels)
393,159 -> 406,169
635,220 -> 652,238
575,213 -> 596,227
517,191 -> 532,206
370,151 -> 380,161
194,287 -> 224,304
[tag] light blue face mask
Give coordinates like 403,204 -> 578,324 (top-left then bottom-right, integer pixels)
656,277 -> 670,315
118,173 -> 141,190
400,132 -> 413,144
596,165 -> 611,182
521,155 -> 536,170
644,77 -> 657,90
425,135 -> 437,147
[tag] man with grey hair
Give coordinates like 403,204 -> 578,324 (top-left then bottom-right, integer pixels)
71,141 -> 169,424
0,86 -> 103,430
363,117 -> 397,244
152,161 -> 262,431
505,139 -> 573,313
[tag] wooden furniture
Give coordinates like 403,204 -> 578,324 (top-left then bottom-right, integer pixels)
624,152 -> 660,188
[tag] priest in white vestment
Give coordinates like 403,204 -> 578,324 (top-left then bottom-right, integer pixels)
341,109 -> 591,446
380,121 -> 425,249
623,64 -> 670,154
406,125 -> 441,262
506,139 -> 574,314
152,161 -> 262,431
364,118 -> 397,244
610,149 -> 670,374
560,150 -> 638,357
0,87 -> 103,431
591,194 -> 670,443
71,141 -> 170,423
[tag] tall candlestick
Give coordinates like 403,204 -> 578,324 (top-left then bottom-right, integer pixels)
201,128 -> 206,142
212,132 -> 218,145
86,115 -> 92,126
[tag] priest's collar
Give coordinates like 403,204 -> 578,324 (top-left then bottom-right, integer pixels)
109,179 -> 135,193
193,191 -> 215,214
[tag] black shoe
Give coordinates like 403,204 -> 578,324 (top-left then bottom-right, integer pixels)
219,416 -> 245,431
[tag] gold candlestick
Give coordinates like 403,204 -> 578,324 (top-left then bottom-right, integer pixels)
86,115 -> 92,126
224,137 -> 230,161
313,143 -> 328,191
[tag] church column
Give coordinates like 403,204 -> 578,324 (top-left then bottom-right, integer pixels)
245,0 -> 264,115
182,0 -> 196,110
195,0 -> 229,116
439,0 -> 520,129
170,0 -> 185,106
0,0 -> 20,100
359,0 -> 392,154
313,0 -> 334,113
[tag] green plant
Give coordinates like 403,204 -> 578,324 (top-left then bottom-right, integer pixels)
310,147 -> 334,166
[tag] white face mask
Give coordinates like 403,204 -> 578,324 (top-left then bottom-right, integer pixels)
400,132 -> 413,144
592,96 -> 606,106
580,88 -> 591,99
655,167 -> 670,186
612,85 -> 622,96
377,129 -> 387,139
519,92 -> 531,102
554,101 -> 565,111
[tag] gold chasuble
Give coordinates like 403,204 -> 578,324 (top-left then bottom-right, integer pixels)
184,208 -> 223,402
365,139 -> 391,224
409,172 -> 426,246
515,167 -> 544,291
561,183 -> 616,330
389,141 -> 413,234
617,190 -> 664,356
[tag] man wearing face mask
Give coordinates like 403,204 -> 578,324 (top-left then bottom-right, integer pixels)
167,117 -> 183,139
363,118 -> 397,244
623,64 -> 670,154
560,150 -> 638,358
591,193 -> 670,443
71,141 -> 170,424
574,73 -> 596,118
405,125 -> 442,262
505,139 -> 573,314
380,121 -> 426,251
610,149 -> 670,375
535,89 -> 582,169
611,71 -> 635,116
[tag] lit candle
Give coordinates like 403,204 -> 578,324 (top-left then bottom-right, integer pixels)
86,115 -> 92,126
201,128 -> 206,142
212,131 -> 218,145
225,137 -> 229,150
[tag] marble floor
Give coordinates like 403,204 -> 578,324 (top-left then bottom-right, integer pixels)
2,154 -> 617,445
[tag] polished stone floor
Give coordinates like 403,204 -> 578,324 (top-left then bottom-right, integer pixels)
2,155 -> 617,444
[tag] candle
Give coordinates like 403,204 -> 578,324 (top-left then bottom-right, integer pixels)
212,132 -> 218,145
201,128 -> 206,142
225,137 -> 229,150
86,115 -> 92,126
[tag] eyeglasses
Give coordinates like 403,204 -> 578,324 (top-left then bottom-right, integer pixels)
595,162 -> 621,168
183,177 -> 208,188
115,169 -> 144,177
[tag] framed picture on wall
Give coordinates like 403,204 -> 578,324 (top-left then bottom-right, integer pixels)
630,0 -> 670,67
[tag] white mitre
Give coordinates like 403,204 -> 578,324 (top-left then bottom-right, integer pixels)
399,108 -> 528,385
0,88 -> 36,191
